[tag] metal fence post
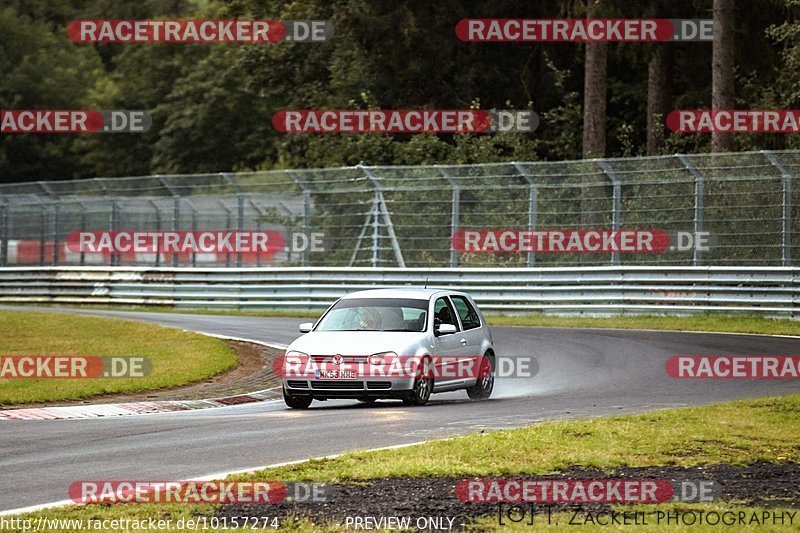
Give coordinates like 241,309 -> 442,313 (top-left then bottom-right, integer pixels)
763,151 -> 793,266
39,200 -> 47,266
247,199 -> 265,267
76,200 -> 87,266
0,194 -> 7,266
677,154 -> 705,266
301,189 -> 311,265
222,173 -> 244,267
437,166 -> 461,268
596,160 -> 622,265
157,176 -> 181,267
52,202 -> 60,266
513,162 -> 538,267
217,199 -> 232,267
149,199 -> 161,266
110,198 -> 120,266
185,198 -> 198,267
289,171 -> 313,266
371,194 -> 380,267
94,178 -> 111,267
37,182 -> 60,266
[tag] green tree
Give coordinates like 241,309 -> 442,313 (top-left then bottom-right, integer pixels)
0,5 -> 101,182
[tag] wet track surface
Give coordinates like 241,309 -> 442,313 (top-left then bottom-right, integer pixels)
1,308 -> 798,512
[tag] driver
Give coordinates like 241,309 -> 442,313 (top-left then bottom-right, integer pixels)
354,307 -> 380,330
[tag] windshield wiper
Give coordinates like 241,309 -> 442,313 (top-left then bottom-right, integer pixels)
382,328 -> 419,332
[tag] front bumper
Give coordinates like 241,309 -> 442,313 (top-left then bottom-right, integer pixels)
283,376 -> 416,400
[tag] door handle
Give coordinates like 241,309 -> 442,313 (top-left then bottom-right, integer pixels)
460,338 -> 467,345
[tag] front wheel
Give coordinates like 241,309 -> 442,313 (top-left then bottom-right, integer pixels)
403,358 -> 433,406
466,354 -> 494,400
283,387 -> 312,409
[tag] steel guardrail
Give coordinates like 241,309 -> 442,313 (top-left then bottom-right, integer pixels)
0,266 -> 798,315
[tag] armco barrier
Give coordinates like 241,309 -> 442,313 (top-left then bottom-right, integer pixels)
0,266 -> 798,315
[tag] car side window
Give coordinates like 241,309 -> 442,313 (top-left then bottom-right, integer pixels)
433,297 -> 459,330
451,296 -> 481,330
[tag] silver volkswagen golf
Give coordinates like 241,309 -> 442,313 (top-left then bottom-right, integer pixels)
281,288 -> 495,409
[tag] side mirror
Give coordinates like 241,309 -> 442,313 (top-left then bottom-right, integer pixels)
298,322 -> 313,333
436,323 -> 457,335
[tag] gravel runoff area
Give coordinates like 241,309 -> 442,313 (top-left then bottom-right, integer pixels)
6,340 -> 284,408
216,462 -> 800,529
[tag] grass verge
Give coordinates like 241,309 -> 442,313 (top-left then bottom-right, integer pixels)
487,314 -> 800,336
0,310 -> 237,405
234,394 -> 799,482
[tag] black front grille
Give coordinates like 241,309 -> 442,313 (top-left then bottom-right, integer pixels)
286,380 -> 308,389
310,380 -> 365,390
366,381 -> 392,390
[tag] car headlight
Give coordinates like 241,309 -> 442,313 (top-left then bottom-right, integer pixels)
369,351 -> 397,366
285,350 -> 309,365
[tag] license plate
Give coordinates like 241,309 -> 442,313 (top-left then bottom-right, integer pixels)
316,369 -> 358,379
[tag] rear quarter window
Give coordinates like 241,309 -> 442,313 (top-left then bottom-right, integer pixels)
451,296 -> 481,330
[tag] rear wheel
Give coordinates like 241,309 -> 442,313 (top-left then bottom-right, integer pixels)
283,387 -> 312,409
403,358 -> 433,406
466,354 -> 494,400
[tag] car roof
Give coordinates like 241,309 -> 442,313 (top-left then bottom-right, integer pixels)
341,287 -> 465,300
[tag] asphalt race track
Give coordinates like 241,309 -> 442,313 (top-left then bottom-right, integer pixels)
1,308 -> 799,512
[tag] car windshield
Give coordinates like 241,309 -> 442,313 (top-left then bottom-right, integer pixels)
315,298 -> 428,332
